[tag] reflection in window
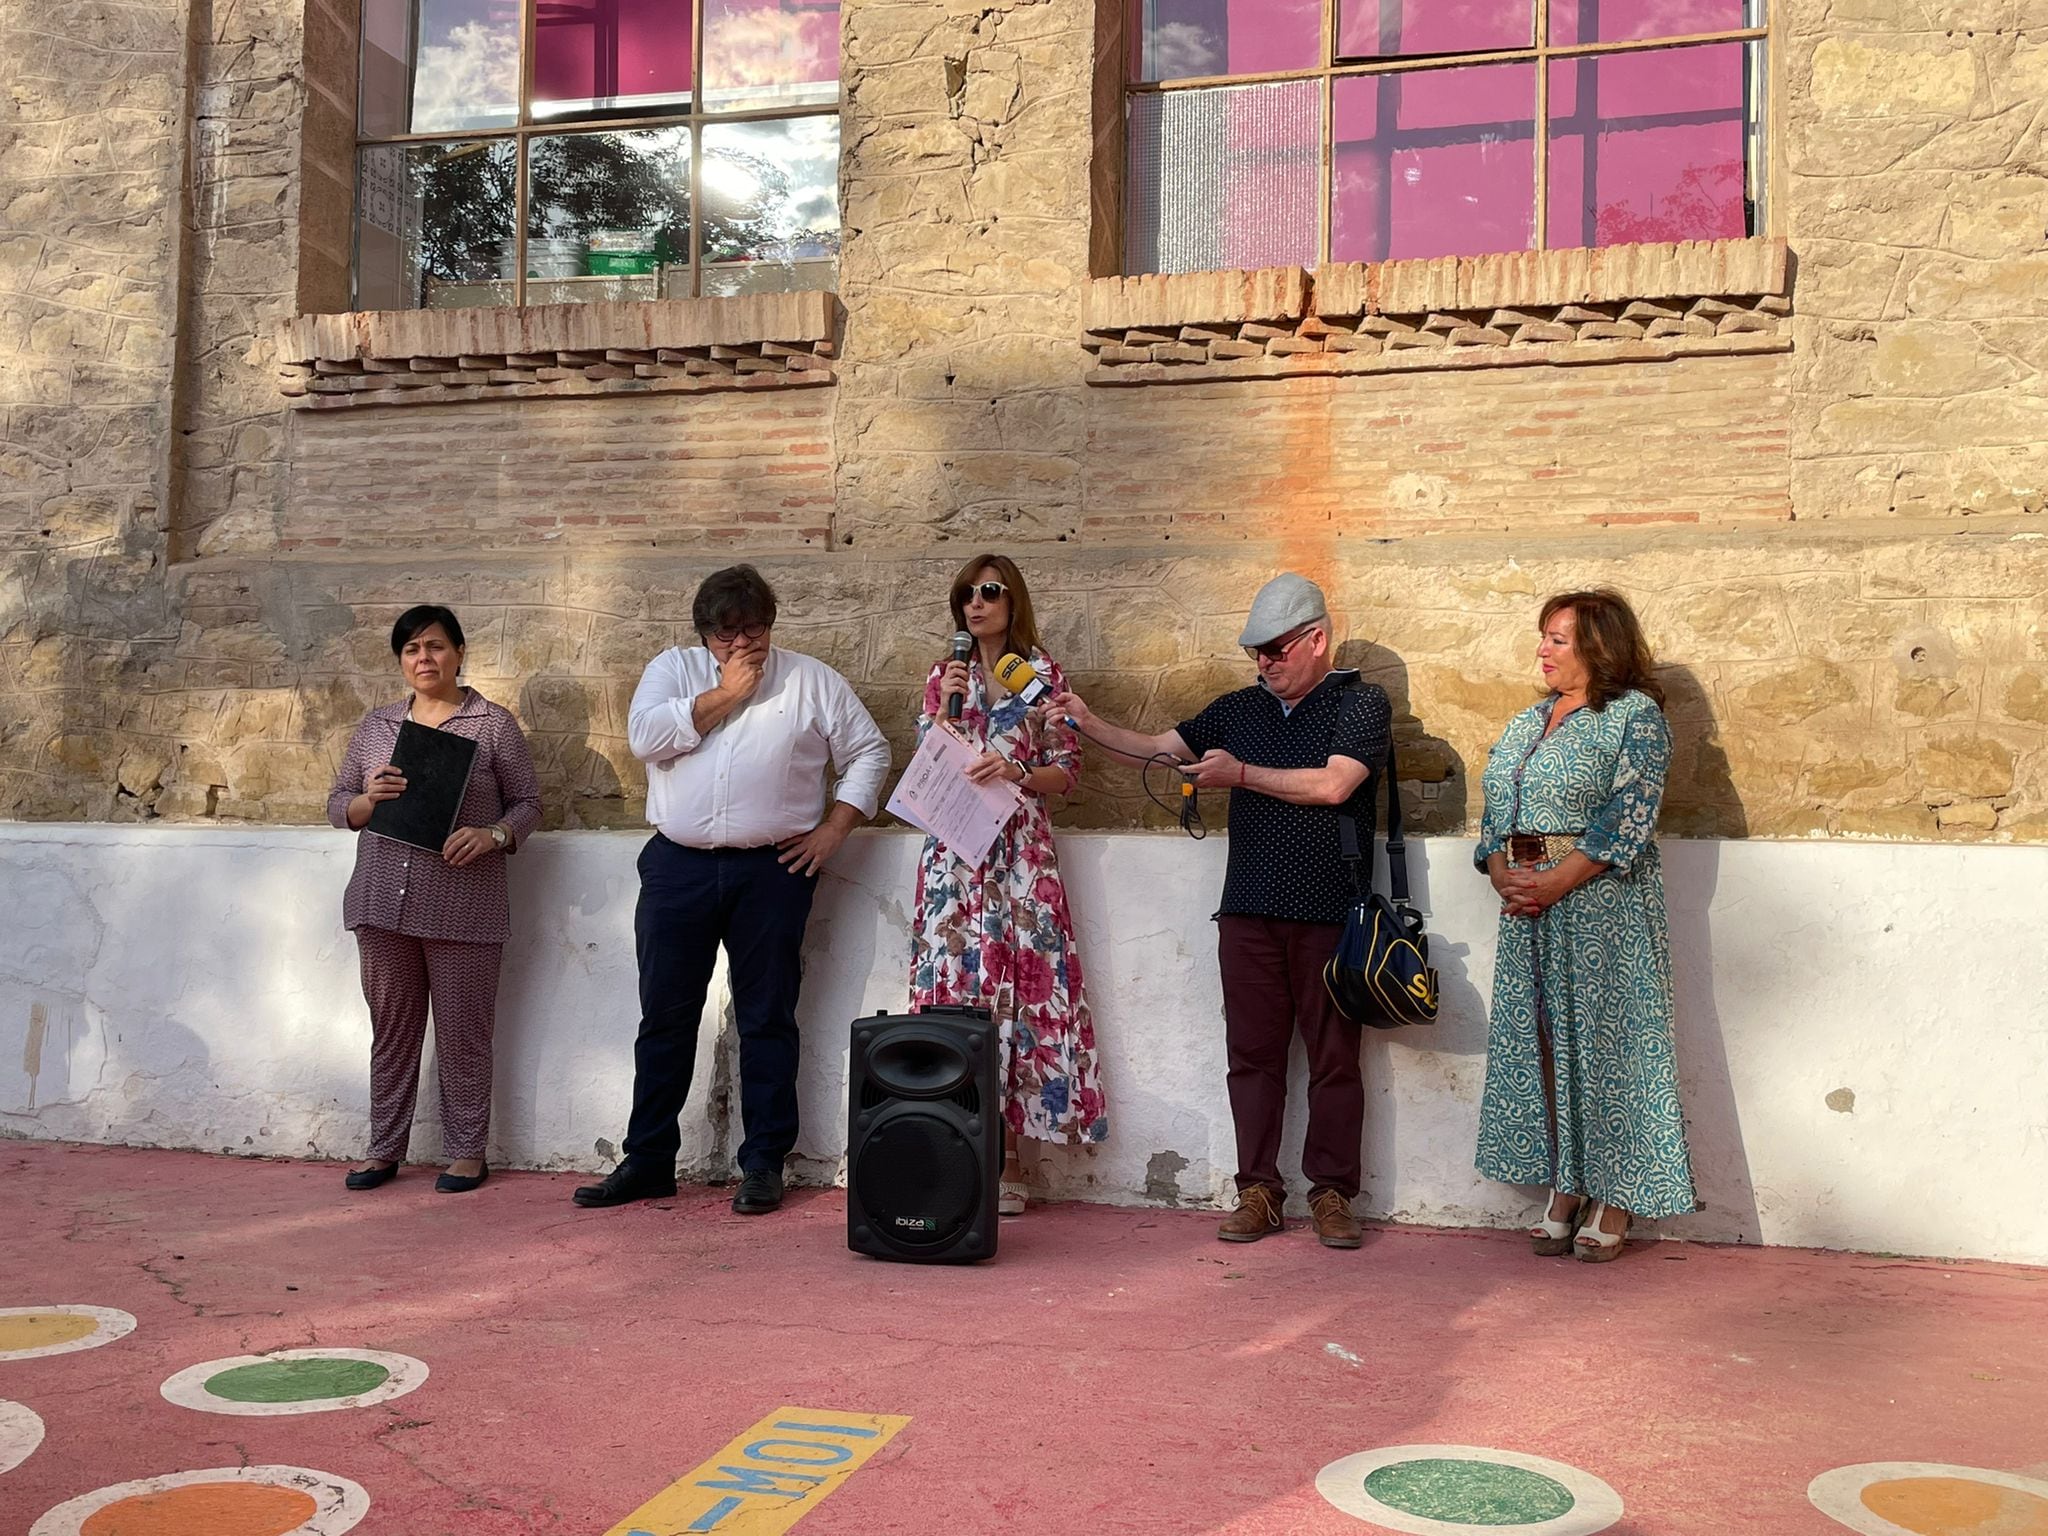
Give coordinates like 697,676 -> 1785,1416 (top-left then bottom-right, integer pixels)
360,0 -> 521,136
1337,0 -> 1531,59
353,0 -> 840,308
704,0 -> 842,111
1548,42 -> 1754,248
356,139 -> 518,310
1129,0 -> 1323,83
532,0 -> 695,121
1124,0 -> 1765,274
1332,66 -> 1535,264
701,117 -> 842,294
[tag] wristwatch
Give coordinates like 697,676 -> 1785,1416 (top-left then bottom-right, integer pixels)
487,824 -> 510,850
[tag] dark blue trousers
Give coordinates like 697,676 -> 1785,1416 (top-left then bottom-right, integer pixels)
622,836 -> 818,1175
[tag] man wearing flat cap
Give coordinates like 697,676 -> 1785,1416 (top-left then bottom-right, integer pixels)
1052,574 -> 1391,1248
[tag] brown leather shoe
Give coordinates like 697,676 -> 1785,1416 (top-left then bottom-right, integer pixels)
1309,1188 -> 1363,1249
1218,1184 -> 1283,1242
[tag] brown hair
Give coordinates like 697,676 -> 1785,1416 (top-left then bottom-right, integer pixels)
948,552 -> 1042,657
1538,588 -> 1664,710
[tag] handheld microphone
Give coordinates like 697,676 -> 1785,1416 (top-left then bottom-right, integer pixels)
948,631 -> 972,720
993,652 -> 1053,709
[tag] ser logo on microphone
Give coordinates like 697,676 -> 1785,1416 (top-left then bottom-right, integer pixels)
993,652 -> 1052,708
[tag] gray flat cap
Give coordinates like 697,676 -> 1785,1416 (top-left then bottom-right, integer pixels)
1238,573 -> 1329,647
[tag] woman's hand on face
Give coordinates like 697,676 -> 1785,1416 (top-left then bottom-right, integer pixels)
441,826 -> 498,867
964,750 -> 1019,787
939,659 -> 970,715
365,764 -> 407,803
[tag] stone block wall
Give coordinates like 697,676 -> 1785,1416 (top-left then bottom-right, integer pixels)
0,0 -> 2044,841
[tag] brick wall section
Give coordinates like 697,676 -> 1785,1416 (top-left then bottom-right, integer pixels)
1082,354 -> 1794,541
279,393 -> 837,552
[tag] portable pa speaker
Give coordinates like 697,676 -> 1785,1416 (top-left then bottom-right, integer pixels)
846,1005 -> 1000,1264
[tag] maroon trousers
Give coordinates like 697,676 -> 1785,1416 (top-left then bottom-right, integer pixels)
356,925 -> 502,1163
1216,915 -> 1364,1200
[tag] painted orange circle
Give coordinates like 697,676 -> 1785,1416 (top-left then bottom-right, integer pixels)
0,1314 -> 100,1353
1860,1476 -> 2048,1535
77,1482 -> 318,1536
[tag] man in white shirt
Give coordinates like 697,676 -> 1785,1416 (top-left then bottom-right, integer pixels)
574,565 -> 890,1215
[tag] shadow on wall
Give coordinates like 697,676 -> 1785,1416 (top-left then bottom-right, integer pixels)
1336,636 -> 1468,837
1657,663 -> 1762,1243
521,667 -> 631,830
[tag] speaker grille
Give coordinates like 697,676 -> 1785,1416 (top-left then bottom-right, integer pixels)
859,1078 -> 980,1115
852,1114 -> 980,1248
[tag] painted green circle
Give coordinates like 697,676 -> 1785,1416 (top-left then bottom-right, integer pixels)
202,1357 -> 391,1403
1363,1458 -> 1577,1526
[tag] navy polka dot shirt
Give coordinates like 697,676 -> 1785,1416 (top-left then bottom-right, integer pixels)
1177,670 -> 1393,924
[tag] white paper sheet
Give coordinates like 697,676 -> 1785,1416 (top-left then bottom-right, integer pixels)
886,722 -> 1022,870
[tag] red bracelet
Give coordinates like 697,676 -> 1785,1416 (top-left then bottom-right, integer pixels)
1237,763 -> 1246,787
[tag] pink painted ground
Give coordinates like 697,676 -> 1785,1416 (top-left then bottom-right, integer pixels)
3,1142 -> 2045,1535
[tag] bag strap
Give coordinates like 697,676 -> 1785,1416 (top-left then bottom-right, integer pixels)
1335,679 -> 1412,907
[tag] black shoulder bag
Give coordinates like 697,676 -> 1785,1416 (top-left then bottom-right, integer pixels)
1324,734 -> 1440,1030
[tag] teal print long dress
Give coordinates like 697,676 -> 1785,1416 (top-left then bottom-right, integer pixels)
1473,688 -> 1696,1219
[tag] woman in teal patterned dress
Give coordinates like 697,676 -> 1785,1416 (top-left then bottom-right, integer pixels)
1474,589 -> 1695,1261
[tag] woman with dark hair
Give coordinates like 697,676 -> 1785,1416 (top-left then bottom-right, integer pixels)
326,604 -> 543,1194
910,554 -> 1106,1214
1473,589 -> 1694,1260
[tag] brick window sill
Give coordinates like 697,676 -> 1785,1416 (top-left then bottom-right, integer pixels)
1082,238 -> 1790,386
275,291 -> 842,409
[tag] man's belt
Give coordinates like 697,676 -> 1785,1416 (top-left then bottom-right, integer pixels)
1508,833 -> 1581,867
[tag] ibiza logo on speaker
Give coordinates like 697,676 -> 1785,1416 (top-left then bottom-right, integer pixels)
892,1215 -> 939,1231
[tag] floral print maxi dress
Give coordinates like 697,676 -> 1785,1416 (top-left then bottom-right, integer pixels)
1472,688 -> 1696,1219
909,650 -> 1108,1145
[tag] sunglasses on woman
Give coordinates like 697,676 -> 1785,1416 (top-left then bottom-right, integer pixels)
705,621 -> 769,643
958,581 -> 1009,604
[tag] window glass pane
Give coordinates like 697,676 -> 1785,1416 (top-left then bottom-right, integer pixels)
525,128 -> 692,303
532,0 -> 694,121
1338,0 -> 1532,59
703,0 -> 841,112
1126,80 -> 1319,275
1129,0 -> 1322,83
1546,42 -> 1755,248
359,0 -> 520,137
1331,64 -> 1535,263
700,117 -> 841,295
355,139 -> 518,310
1550,0 -> 1759,46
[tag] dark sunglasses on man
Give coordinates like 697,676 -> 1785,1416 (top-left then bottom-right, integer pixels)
706,622 -> 769,644
1245,622 -> 1317,663
958,581 -> 1009,603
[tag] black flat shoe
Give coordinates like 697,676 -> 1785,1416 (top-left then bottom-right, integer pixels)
572,1163 -> 678,1208
731,1168 -> 783,1215
435,1163 -> 489,1194
344,1162 -> 398,1191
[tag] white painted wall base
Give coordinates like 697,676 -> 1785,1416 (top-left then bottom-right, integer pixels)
2,825 -> 2043,1264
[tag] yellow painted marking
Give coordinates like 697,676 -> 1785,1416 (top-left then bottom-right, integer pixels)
602,1407 -> 909,1536
0,1314 -> 99,1353
1862,1476 -> 2048,1535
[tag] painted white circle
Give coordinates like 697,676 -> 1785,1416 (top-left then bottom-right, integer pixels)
1317,1444 -> 1624,1535
1809,1461 -> 2048,1535
0,1306 -> 136,1361
28,1464 -> 369,1536
0,1400 -> 45,1475
160,1347 -> 428,1416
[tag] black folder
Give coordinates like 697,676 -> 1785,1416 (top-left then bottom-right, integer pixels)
364,720 -> 479,854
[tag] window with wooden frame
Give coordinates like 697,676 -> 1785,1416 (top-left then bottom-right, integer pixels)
1122,0 -> 1767,275
354,0 -> 841,311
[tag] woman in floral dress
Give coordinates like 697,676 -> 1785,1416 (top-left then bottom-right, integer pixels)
910,553 -> 1107,1213
1474,589 -> 1695,1261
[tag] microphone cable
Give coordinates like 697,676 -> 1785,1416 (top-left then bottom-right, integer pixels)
1062,718 -> 1208,840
